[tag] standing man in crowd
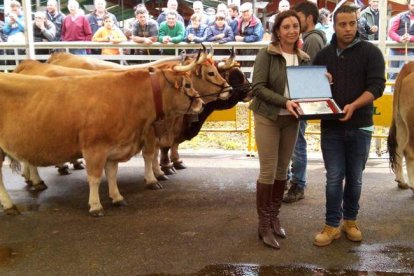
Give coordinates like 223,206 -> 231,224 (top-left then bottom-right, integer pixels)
46,0 -> 65,41
33,11 -> 56,42
312,5 -> 385,247
156,0 -> 184,25
284,1 -> 327,204
228,3 -> 239,20
388,0 -> 414,79
360,0 -> 379,40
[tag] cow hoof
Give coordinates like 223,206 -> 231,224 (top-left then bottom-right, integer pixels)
25,180 -> 33,187
28,181 -> 48,192
398,181 -> 410,190
156,174 -> 169,181
4,205 -> 21,215
89,209 -> 104,217
113,199 -> 128,207
72,162 -> 85,170
57,166 -> 70,176
173,161 -> 187,170
146,182 -> 164,190
161,166 -> 176,175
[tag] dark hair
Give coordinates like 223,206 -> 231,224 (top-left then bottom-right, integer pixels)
228,4 -> 239,13
333,5 -> 357,25
135,4 -> 148,15
271,10 -> 301,48
103,15 -> 112,21
294,1 -> 319,25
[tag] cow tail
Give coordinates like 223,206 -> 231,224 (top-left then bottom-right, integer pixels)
7,156 -> 21,173
387,120 -> 398,173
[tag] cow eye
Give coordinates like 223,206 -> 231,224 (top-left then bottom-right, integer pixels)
207,72 -> 215,77
184,83 -> 191,89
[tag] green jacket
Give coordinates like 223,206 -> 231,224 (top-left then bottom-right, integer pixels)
158,21 -> 185,43
249,43 -> 310,122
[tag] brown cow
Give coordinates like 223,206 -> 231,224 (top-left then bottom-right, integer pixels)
0,63 -> 203,216
388,62 -> 414,191
46,50 -> 232,189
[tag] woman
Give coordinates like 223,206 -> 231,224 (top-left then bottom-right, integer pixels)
61,0 -> 92,55
249,10 -> 310,249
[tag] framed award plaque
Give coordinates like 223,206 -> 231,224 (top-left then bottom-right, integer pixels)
286,66 -> 345,120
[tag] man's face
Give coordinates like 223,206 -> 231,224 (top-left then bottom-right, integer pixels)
297,11 -> 308,33
137,13 -> 147,25
279,2 -> 290,12
241,9 -> 252,22
168,1 -> 177,11
193,4 -> 203,14
369,0 -> 379,10
47,2 -> 57,13
167,15 -> 177,27
409,0 -> 414,14
95,0 -> 106,12
334,12 -> 357,48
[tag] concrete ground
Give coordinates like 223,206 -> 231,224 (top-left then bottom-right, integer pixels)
0,151 -> 413,275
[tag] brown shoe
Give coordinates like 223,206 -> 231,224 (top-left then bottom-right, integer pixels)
271,180 -> 287,238
283,182 -> 304,203
342,220 -> 362,242
314,225 -> 341,247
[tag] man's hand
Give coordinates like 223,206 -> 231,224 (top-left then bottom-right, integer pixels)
35,20 -> 45,30
401,33 -> 410,43
286,100 -> 299,118
216,33 -> 225,40
187,33 -> 194,41
370,25 -> 378,33
143,37 -> 153,45
235,35 -> 244,42
339,103 -> 356,122
162,36 -> 171,43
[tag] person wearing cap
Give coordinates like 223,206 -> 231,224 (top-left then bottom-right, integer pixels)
235,2 -> 264,42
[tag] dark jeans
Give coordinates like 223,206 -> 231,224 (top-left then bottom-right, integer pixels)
291,120 -> 307,188
321,128 -> 371,227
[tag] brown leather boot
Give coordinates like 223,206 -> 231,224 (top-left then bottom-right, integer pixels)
256,182 -> 280,249
271,180 -> 287,238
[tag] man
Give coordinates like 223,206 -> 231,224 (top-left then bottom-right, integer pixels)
388,0 -> 414,79
284,1 -> 327,204
268,0 -> 290,33
355,5 -> 374,40
158,11 -> 185,54
33,11 -> 56,42
360,0 -> 379,40
46,0 -> 65,41
130,5 -> 159,57
235,2 -> 264,42
131,5 -> 159,46
87,0 -> 118,54
156,0 -> 184,25
3,0 -> 25,43
228,3 -> 239,20
312,5 -> 385,247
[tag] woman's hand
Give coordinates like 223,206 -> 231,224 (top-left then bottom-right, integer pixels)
325,72 -> 333,85
286,100 -> 299,118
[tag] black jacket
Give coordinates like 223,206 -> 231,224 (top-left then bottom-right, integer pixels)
313,33 -> 385,130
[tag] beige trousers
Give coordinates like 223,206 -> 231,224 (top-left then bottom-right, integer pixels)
254,113 -> 299,185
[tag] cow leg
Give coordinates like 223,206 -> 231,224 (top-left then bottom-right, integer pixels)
22,162 -> 32,186
83,153 -> 106,217
152,148 -> 168,181
0,152 -> 19,215
27,165 -> 47,192
142,143 -> 164,190
395,119 -> 410,189
104,161 -> 127,207
160,147 -> 176,175
171,143 -> 187,170
56,163 -> 70,176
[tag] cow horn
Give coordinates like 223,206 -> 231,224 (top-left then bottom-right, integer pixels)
207,44 -> 214,60
173,51 -> 200,72
197,49 -> 207,64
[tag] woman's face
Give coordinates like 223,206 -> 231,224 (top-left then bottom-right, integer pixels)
276,16 -> 300,48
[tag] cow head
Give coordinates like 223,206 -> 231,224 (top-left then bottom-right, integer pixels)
159,65 -> 204,115
177,45 -> 232,104
216,48 -> 253,102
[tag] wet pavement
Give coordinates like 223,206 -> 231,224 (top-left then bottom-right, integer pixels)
0,151 -> 413,275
